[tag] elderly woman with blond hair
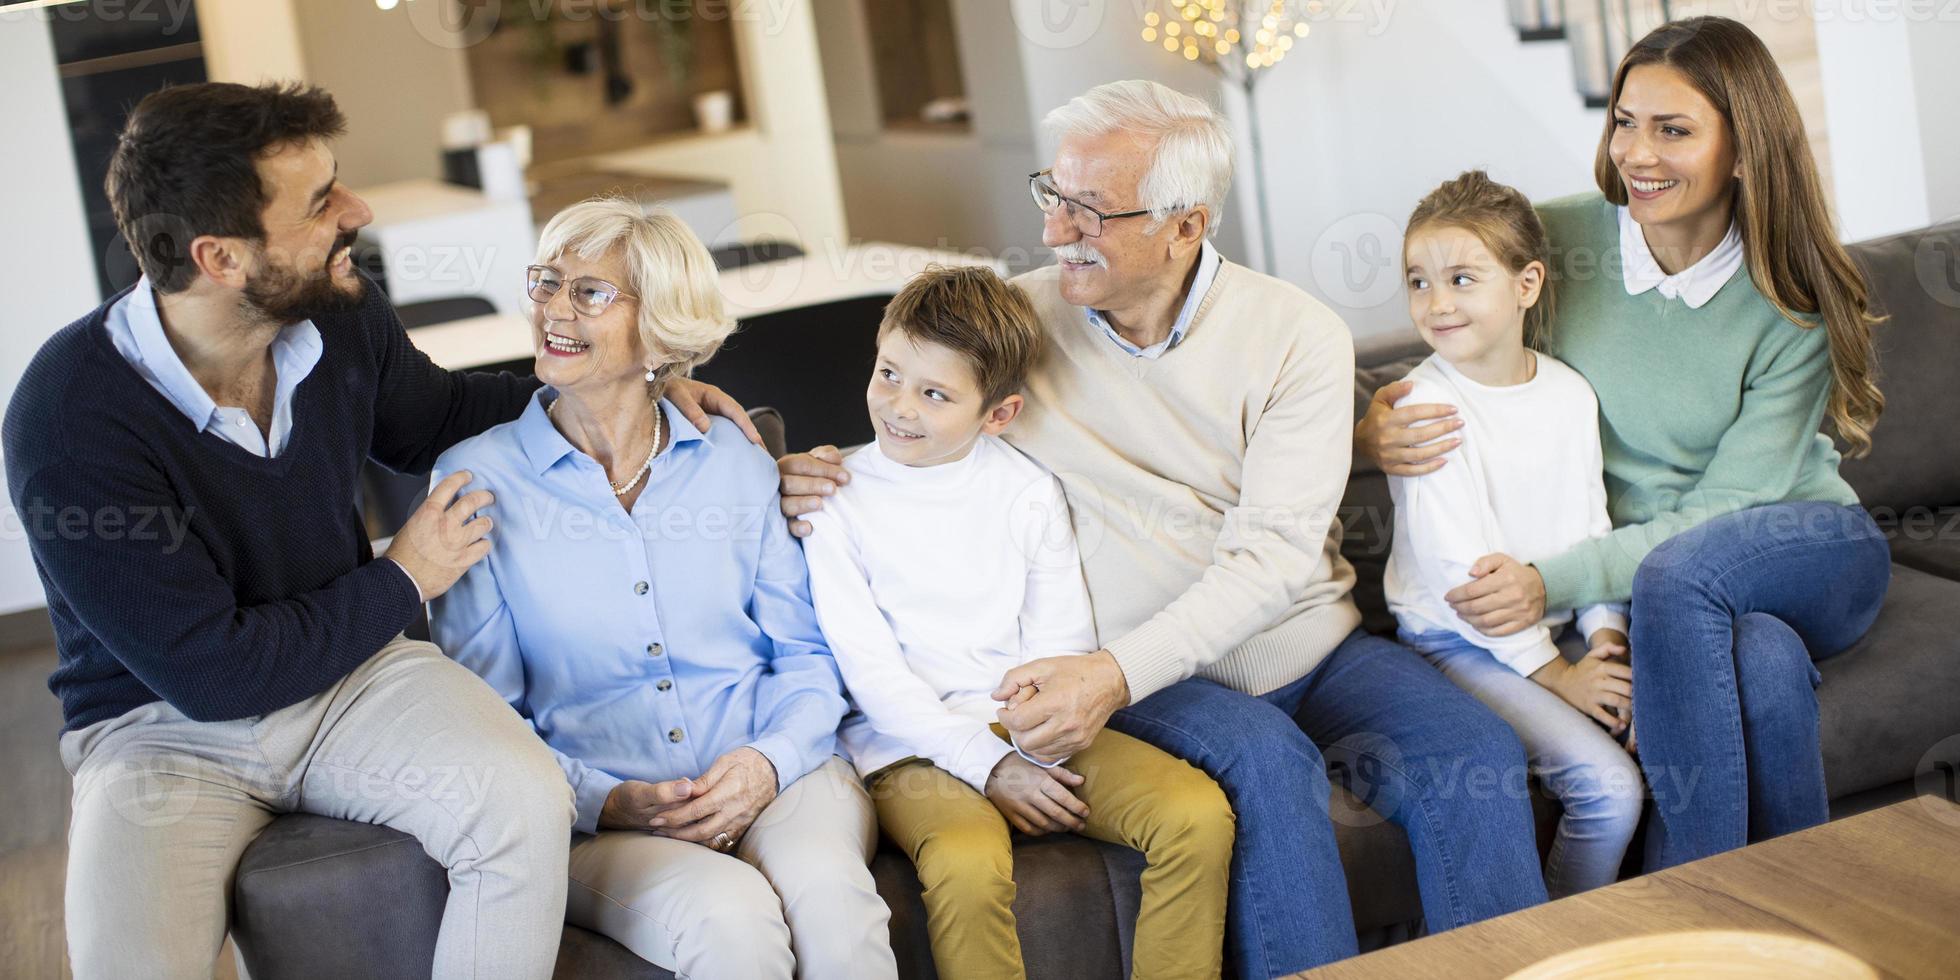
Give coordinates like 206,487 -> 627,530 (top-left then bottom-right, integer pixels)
428,198 -> 897,979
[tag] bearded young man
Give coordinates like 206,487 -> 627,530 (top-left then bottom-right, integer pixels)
4,82 -> 580,979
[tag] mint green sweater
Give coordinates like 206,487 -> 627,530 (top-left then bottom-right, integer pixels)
1530,193 -> 1859,609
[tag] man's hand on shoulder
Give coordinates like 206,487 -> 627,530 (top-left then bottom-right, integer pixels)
664,377 -> 762,446
383,470 -> 494,601
777,445 -> 849,538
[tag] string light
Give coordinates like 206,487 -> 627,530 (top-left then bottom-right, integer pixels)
1141,0 -> 1312,76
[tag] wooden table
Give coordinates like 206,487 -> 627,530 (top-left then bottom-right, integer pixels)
1303,796 -> 1960,979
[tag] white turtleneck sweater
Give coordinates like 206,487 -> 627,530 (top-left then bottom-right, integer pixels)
801,434 -> 1097,791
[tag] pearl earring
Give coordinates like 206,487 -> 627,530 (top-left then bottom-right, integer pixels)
644,367 -> 658,382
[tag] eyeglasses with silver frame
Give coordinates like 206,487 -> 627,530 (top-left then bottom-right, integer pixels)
525,265 -> 638,318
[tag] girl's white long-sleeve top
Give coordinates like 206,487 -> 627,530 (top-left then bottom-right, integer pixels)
1384,353 -> 1629,676
800,434 -> 1097,792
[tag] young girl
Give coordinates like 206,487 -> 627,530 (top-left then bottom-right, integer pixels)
1383,170 -> 1644,898
1360,18 -> 1890,870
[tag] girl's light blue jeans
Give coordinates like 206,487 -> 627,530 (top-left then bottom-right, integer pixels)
1398,625 -> 1644,897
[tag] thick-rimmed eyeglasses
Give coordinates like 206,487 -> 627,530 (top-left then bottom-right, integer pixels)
1028,169 -> 1156,238
525,265 -> 638,317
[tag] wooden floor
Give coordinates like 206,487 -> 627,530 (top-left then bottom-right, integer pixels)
0,643 -> 239,980
1,643 -> 72,979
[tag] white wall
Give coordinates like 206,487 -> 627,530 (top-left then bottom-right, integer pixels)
0,9 -> 102,615
818,0 -> 1051,273
195,0 -> 307,84
817,0 -> 1607,333
1812,12 -> 1931,240
814,0 -> 1251,270
1811,4 -> 1960,239
1007,0 -> 1252,264
1243,0 -> 1605,336
600,1 -> 850,254
1909,15 -> 1960,225
290,0 -> 476,188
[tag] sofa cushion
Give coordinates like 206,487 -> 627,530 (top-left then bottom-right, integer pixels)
232,814 -> 450,980
1838,221 -> 1960,512
694,295 -> 893,451
231,813 -> 664,980
230,785 -> 1442,979
1879,506 -> 1960,582
1819,563 -> 1960,798
1344,342 -> 1429,636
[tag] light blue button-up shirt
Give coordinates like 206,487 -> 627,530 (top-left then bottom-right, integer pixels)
428,390 -> 848,834
103,276 -> 323,457
1085,239 -> 1221,359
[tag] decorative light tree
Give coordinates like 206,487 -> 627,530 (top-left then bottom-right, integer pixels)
1140,0 -> 1316,273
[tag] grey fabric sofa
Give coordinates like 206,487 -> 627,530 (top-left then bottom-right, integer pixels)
228,221 -> 1960,978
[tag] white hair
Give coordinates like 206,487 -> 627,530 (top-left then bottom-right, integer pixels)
1041,79 -> 1235,236
534,197 -> 734,380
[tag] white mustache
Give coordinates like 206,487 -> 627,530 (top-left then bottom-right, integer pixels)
1052,243 -> 1108,268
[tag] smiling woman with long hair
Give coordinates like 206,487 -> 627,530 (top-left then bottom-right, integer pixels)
1356,15 -> 1892,871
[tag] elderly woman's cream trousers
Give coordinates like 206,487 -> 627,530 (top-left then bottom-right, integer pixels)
564,755 -> 897,980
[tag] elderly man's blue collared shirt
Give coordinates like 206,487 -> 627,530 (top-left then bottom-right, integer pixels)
1084,239 -> 1220,358
103,275 -> 323,457
428,391 -> 848,834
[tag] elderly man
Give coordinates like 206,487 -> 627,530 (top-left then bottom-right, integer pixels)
764,80 -> 1548,976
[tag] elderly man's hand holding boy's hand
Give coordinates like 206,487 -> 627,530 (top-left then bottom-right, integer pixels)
986,753 -> 1088,836
993,651 -> 1131,760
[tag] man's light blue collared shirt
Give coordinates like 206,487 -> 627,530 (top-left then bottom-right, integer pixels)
103,276 -> 323,457
428,391 -> 849,834
1085,239 -> 1221,359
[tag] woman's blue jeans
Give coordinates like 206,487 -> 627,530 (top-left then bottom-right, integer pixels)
1629,500 -> 1890,869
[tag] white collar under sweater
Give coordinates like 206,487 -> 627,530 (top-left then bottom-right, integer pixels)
1617,205 -> 1743,309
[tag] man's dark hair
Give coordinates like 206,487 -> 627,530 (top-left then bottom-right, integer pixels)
106,82 -> 346,293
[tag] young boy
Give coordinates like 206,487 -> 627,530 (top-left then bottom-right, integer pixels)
801,265 -> 1233,980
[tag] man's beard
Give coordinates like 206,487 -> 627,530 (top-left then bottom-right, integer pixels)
242,230 -> 364,324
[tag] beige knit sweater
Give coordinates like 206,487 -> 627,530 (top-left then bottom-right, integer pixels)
1005,260 -> 1362,702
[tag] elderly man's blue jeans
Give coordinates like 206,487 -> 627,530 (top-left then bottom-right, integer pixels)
1107,627 -> 1548,978
1629,501 -> 1890,870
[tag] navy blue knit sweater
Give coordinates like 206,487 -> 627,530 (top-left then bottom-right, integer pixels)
4,276 -> 537,732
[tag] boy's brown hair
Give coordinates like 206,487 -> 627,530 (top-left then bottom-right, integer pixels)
877,265 -> 1044,407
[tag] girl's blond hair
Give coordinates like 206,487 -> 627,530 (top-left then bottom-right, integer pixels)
1405,170 -> 1554,350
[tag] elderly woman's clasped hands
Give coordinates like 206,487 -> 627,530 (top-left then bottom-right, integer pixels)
602,747 -> 778,847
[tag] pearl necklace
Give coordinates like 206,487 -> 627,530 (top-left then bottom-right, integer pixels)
548,397 -> 662,497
